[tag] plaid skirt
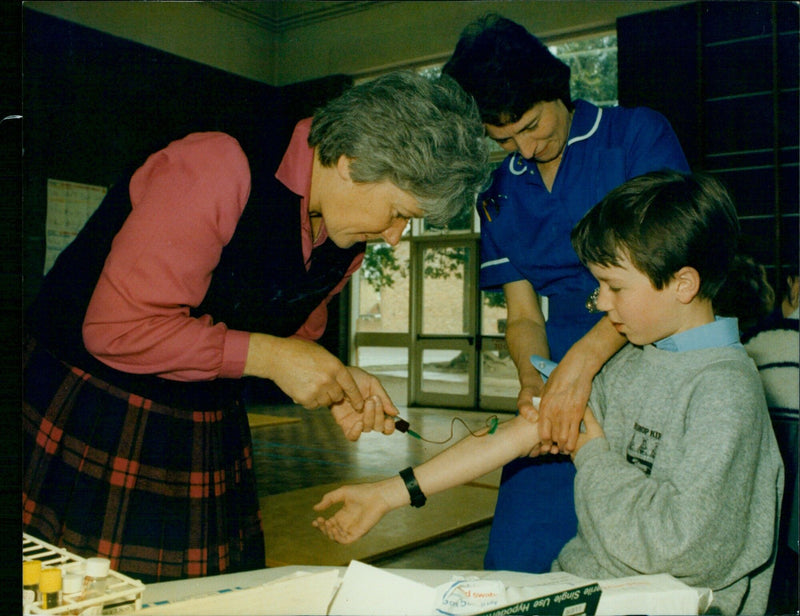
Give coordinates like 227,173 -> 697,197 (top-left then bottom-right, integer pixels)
22,338 -> 265,583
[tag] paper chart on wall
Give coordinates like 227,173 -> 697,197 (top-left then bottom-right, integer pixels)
44,178 -> 107,274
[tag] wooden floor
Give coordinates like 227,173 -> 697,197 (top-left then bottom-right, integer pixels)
247,402 -> 512,570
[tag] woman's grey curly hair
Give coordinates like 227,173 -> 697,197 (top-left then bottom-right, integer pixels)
309,71 -> 491,226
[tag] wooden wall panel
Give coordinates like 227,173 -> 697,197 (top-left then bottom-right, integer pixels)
618,1 -> 799,289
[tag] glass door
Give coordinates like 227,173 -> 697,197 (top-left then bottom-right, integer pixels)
478,290 -> 518,411
350,223 -> 518,411
351,239 -> 413,406
409,236 -> 478,408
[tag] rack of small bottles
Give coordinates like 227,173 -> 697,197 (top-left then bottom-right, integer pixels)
23,534 -> 145,614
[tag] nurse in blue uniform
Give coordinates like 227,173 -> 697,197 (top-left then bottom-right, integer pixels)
443,14 -> 689,572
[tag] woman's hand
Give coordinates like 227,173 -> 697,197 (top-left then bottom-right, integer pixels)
537,358 -> 592,454
539,316 -> 626,453
329,367 -> 398,441
517,383 -> 543,424
312,479 -> 399,544
244,334 -> 365,410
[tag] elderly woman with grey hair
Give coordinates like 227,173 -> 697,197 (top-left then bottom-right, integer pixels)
23,71 -> 490,583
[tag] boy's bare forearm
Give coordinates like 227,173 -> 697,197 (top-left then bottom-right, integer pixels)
413,416 -> 540,498
312,416 -> 543,544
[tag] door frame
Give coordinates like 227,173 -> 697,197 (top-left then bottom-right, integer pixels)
408,234 -> 479,408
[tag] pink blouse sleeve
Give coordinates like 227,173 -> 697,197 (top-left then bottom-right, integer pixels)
82,132 -> 252,381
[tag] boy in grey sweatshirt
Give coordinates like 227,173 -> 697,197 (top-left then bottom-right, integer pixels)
312,170 -> 784,615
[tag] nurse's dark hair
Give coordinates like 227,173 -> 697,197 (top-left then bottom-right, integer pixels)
442,13 -> 573,126
309,71 -> 490,226
570,170 -> 740,300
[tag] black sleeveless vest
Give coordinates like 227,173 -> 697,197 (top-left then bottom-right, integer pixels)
27,136 -> 365,410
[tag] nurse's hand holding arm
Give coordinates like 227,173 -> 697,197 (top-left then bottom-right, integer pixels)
538,316 -> 625,452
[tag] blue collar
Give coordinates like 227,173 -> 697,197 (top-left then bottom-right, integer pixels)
654,316 -> 743,352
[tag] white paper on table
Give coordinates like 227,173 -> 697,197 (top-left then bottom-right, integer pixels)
329,561 -> 436,616
596,573 -> 712,616
137,569 -> 340,615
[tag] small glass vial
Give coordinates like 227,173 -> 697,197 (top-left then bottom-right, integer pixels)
22,560 -> 42,609
83,557 -> 110,597
39,568 -> 62,610
61,573 -> 84,615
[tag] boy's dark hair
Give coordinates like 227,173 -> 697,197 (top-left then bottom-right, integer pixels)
442,13 -> 573,126
571,170 -> 740,300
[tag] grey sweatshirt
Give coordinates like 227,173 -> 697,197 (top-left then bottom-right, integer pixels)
555,344 -> 784,615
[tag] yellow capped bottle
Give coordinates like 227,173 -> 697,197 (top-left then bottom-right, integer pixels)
39,567 -> 62,610
22,560 -> 42,608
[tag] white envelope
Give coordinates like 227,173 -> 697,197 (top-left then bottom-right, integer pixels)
137,569 -> 340,615
329,561 -> 436,616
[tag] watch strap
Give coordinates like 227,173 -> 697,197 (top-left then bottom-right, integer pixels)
399,466 -> 427,508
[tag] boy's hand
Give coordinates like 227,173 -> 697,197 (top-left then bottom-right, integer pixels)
571,406 -> 604,459
312,480 -> 395,544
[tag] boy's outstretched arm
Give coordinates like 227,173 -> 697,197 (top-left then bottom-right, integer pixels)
312,415 -> 543,543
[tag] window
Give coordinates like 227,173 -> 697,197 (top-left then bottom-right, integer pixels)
552,34 -> 618,107
419,32 -> 618,107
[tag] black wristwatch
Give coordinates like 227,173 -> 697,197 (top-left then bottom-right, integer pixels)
399,466 -> 427,508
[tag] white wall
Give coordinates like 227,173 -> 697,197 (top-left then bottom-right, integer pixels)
25,1 -> 687,86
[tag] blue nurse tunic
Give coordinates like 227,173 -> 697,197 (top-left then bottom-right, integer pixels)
480,99 -> 689,572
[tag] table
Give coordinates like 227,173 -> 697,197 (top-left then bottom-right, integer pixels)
142,564 -> 712,615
